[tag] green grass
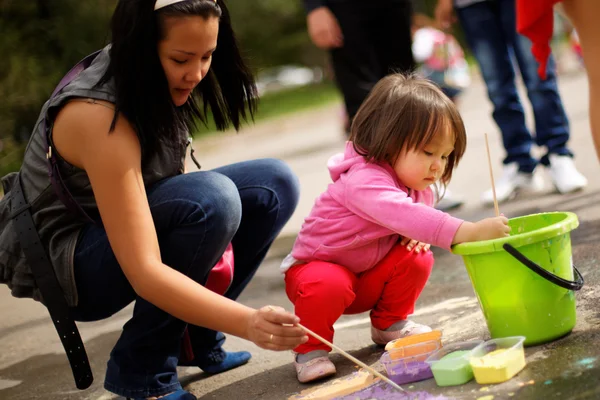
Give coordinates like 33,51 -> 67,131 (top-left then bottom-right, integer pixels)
194,80 -> 341,136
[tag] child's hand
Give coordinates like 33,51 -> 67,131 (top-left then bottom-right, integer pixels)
400,237 -> 431,253
473,216 -> 511,241
453,216 -> 510,244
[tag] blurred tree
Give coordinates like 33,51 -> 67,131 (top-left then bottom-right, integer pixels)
0,0 -> 116,176
0,0 -> 115,137
227,0 -> 323,71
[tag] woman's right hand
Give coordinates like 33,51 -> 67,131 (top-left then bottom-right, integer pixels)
246,306 -> 308,351
453,216 -> 510,244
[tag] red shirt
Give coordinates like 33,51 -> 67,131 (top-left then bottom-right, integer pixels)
516,0 -> 561,80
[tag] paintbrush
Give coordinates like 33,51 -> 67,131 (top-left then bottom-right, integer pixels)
267,306 -> 405,392
484,133 -> 500,217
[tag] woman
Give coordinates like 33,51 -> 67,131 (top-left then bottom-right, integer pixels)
0,0 -> 307,399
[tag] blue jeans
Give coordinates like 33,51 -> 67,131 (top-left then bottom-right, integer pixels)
456,0 -> 572,173
70,159 -> 300,398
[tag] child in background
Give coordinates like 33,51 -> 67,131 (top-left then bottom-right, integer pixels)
281,74 -> 510,383
412,14 -> 471,104
412,15 -> 471,211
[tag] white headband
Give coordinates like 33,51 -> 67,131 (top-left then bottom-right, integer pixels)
155,0 -> 187,10
154,0 -> 216,11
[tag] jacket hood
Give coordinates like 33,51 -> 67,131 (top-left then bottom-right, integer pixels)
328,142 -> 367,182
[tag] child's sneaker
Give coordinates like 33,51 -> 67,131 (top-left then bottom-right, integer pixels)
371,320 -> 432,346
294,355 -> 336,383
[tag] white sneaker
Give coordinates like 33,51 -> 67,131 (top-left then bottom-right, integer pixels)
481,163 -> 545,205
547,154 -> 588,194
435,188 -> 465,211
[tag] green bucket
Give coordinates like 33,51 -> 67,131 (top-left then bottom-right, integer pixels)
452,212 -> 584,346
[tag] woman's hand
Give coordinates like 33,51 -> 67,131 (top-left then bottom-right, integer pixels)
246,306 -> 308,351
400,237 -> 431,253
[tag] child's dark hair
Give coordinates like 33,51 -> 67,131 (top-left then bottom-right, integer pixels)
349,73 -> 466,186
98,0 -> 257,160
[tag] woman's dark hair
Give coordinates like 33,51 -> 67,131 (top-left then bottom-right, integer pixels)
349,73 -> 467,188
98,0 -> 257,159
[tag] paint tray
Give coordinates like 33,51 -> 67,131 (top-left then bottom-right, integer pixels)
288,370 -> 376,400
380,339 -> 441,385
384,330 -> 443,359
425,340 -> 483,386
469,336 -> 526,384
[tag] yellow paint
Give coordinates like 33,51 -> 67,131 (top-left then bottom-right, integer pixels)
477,396 -> 494,400
288,370 -> 376,400
479,386 -> 490,392
470,348 -> 526,384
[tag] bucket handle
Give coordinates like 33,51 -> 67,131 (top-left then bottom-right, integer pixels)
503,243 -> 584,291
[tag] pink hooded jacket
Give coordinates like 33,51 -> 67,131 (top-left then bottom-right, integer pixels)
283,142 -> 464,274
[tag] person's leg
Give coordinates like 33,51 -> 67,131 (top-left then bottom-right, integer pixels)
71,171 -> 243,399
344,244 -> 434,345
183,158 -> 300,371
501,0 -> 572,164
285,260 -> 356,382
563,0 -> 600,162
371,0 -> 415,76
456,2 -> 537,172
285,261 -> 358,354
507,0 -> 588,193
327,2 -> 385,122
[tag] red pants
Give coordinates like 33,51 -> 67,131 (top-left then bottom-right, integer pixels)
285,244 -> 434,354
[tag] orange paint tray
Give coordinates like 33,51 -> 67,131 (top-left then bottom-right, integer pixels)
384,330 -> 443,360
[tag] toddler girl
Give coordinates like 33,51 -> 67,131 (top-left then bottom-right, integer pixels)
281,73 -> 510,383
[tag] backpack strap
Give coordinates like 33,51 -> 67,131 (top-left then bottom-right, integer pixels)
10,175 -> 93,390
43,50 -> 102,224
7,50 -> 104,390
